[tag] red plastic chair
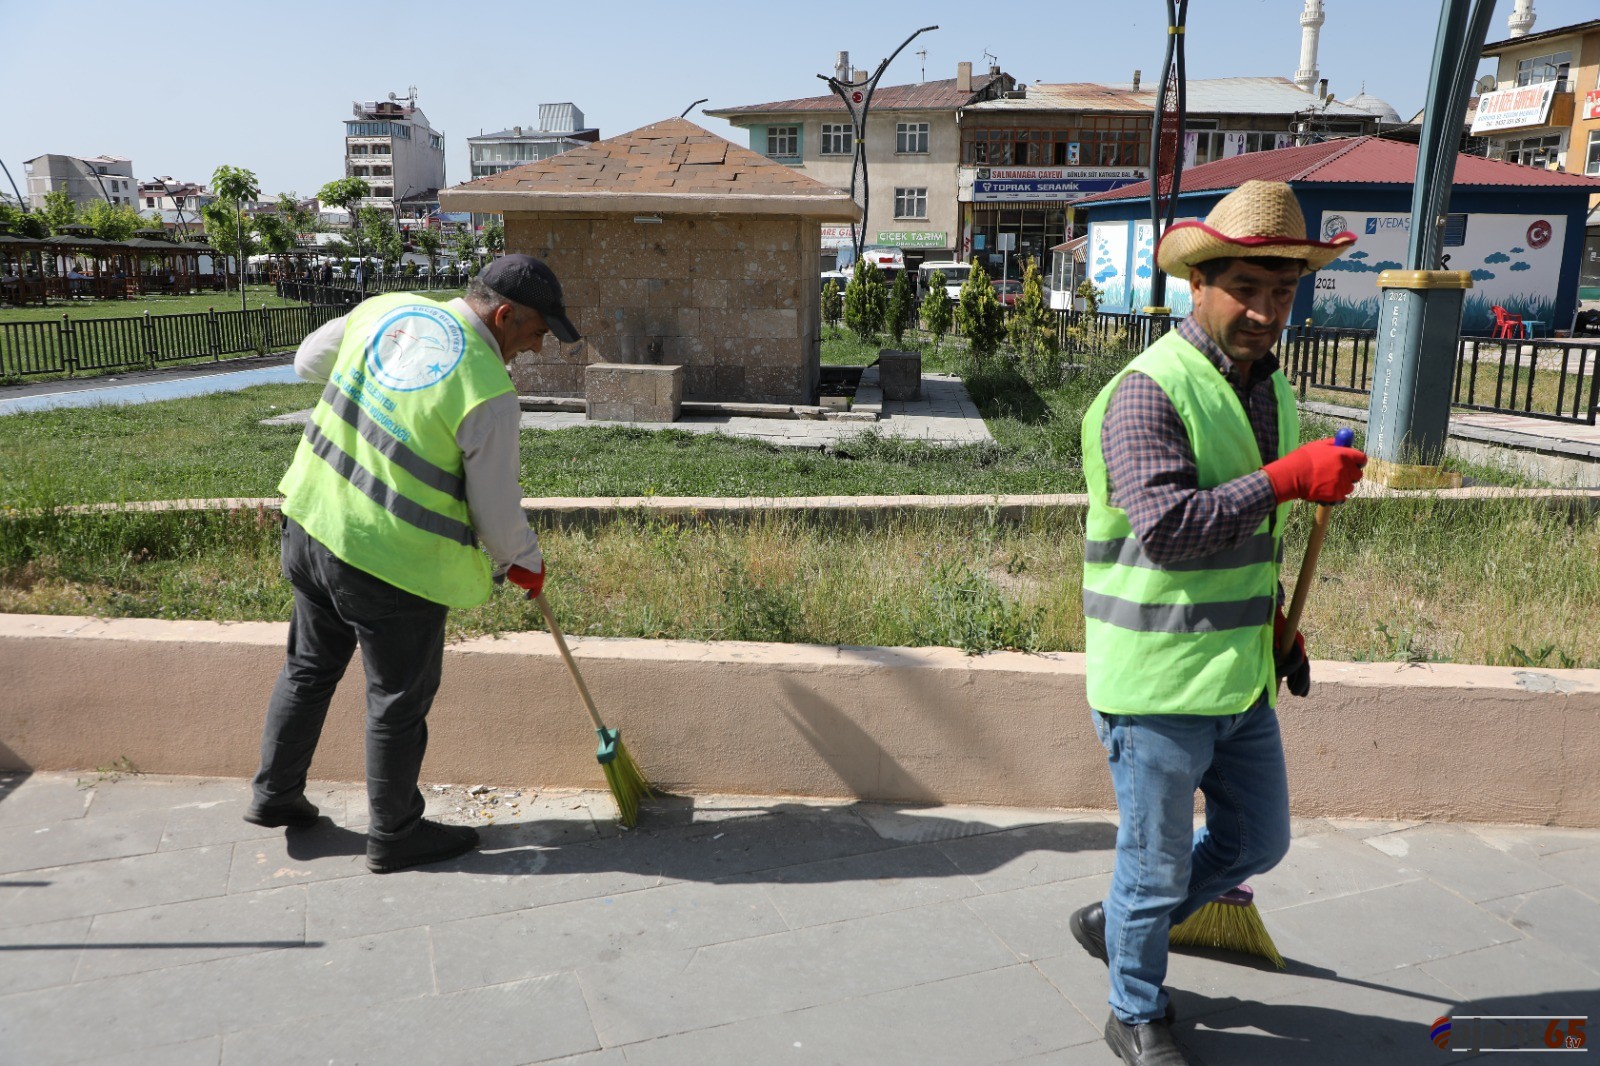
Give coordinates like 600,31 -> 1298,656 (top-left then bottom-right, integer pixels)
1490,305 -> 1526,339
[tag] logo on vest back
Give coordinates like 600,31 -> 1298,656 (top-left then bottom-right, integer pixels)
366,305 -> 467,392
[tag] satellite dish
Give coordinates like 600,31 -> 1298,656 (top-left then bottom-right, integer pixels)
1475,74 -> 1497,94
388,91 -> 398,101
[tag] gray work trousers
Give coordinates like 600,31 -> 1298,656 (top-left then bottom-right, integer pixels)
252,517 -> 448,839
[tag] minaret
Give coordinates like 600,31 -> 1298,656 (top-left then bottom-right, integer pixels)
1294,0 -> 1325,95
1508,0 -> 1535,38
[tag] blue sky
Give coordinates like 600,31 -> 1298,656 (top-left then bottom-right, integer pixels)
2,0 -> 1593,199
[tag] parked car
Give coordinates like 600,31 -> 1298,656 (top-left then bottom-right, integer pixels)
819,269 -> 851,295
917,260 -> 971,301
992,278 -> 1023,307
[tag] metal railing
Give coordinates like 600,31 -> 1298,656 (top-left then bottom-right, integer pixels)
0,304 -> 345,378
1285,325 -> 1600,426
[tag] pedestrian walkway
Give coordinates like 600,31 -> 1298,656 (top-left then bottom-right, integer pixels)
0,356 -> 300,418
2,771 -> 1594,1064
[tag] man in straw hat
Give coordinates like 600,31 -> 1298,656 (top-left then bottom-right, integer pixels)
1068,181 -> 1366,1065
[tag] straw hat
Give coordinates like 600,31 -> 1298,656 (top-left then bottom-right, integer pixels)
1155,179 -> 1355,277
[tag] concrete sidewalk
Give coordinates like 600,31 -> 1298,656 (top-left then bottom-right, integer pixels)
1,772 -> 1595,1065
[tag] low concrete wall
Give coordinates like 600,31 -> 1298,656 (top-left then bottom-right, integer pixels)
3,614 -> 1597,826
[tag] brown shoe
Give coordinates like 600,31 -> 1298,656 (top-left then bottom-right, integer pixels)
366,819 -> 479,874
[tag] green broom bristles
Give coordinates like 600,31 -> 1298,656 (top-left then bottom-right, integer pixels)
596,727 -> 653,828
1169,884 -> 1285,969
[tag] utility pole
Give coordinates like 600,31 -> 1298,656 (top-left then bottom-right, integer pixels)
1364,0 -> 1497,488
1146,0 -> 1189,314
818,25 -> 939,265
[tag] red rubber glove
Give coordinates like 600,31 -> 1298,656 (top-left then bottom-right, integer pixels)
506,563 -> 545,600
1263,438 -> 1367,504
1273,609 -> 1310,697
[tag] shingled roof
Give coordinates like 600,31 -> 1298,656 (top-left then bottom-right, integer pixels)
438,118 -> 859,221
1073,136 -> 1600,206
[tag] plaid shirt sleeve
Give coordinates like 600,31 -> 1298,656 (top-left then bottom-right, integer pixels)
1100,371 -> 1278,564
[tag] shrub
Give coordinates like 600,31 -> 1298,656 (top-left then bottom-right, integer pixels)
822,279 -> 843,330
843,259 -> 889,341
920,270 -> 953,350
1006,256 -> 1062,388
886,267 -> 914,345
956,260 -> 1004,362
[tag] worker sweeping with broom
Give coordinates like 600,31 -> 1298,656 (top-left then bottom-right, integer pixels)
1070,180 -> 1366,1066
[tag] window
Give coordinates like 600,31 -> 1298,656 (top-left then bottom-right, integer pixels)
372,144 -> 390,155
1515,51 -> 1572,92
1500,132 -> 1565,168
1586,130 -> 1600,177
896,122 -> 929,154
821,123 -> 851,155
372,186 -> 392,198
766,125 -> 799,159
893,187 -> 927,219
146,197 -> 155,208
349,144 -> 367,155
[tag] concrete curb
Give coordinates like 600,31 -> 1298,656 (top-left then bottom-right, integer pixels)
4,613 -> 1596,827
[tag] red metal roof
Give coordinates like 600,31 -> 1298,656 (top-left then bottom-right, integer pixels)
706,75 -> 1002,117
1074,136 -> 1600,206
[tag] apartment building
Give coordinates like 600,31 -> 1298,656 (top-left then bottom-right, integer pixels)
344,88 -> 446,222
22,154 -> 136,209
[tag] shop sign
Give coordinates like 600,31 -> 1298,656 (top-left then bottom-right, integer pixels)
875,230 -> 949,248
820,224 -> 855,249
1471,82 -> 1557,134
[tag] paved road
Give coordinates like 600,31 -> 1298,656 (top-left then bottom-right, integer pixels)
1,771 -> 1595,1064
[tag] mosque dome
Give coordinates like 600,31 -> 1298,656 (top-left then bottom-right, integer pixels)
1344,90 -> 1403,125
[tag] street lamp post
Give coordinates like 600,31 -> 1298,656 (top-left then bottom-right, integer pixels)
817,25 -> 938,266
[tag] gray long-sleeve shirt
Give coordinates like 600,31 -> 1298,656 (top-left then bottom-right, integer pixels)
294,298 -> 542,577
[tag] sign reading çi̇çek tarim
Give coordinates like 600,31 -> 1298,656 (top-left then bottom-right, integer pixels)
875,231 -> 949,248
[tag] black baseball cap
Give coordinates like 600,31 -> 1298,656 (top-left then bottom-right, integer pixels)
479,254 -> 581,343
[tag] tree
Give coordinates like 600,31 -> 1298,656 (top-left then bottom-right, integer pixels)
275,191 -> 318,239
200,200 -> 257,268
885,267 -> 914,346
318,177 -> 371,295
212,164 -> 261,309
41,188 -> 77,235
481,218 -> 504,258
842,258 -> 888,342
821,279 -> 843,331
920,270 -> 953,351
253,213 -> 298,279
450,227 -> 479,275
359,207 -> 402,272
1006,256 -> 1061,386
80,199 -> 146,243
956,260 -> 1004,362
413,227 -> 443,277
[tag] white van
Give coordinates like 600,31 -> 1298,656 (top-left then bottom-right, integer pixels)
917,260 -> 972,301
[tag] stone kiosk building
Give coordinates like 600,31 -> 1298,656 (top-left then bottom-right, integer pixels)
438,118 -> 859,408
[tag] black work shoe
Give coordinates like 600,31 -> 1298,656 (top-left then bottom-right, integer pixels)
1072,902 -> 1178,1024
1071,902 -> 1108,962
1105,1012 -> 1190,1066
243,795 -> 321,828
366,819 -> 479,874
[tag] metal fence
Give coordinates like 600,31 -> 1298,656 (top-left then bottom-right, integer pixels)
0,304 -> 345,378
1285,325 -> 1600,427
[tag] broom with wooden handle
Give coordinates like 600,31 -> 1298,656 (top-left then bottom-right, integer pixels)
534,593 -> 653,828
1170,426 -> 1356,969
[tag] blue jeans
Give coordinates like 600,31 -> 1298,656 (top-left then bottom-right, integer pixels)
252,518 -> 448,839
1093,696 -> 1291,1024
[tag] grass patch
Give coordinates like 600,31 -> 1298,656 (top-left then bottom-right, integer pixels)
0,285 -> 302,325
3,497 -> 1596,667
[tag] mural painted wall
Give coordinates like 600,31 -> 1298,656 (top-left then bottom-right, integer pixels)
1313,210 -> 1565,331
1088,219 -> 1195,314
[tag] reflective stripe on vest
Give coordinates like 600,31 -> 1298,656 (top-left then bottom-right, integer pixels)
1079,328 -> 1300,716
319,381 -> 466,501
301,420 -> 475,546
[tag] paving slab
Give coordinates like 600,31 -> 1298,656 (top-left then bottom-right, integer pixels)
3,772 -> 1599,1064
